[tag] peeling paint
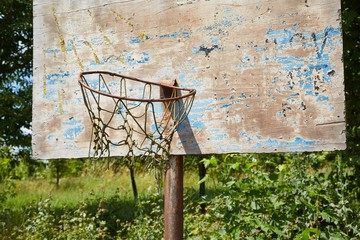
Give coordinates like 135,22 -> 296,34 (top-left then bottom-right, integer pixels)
43,65 -> 47,95
83,41 -> 100,64
33,0 -> 346,159
52,8 -> 66,52
252,137 -> 319,149
58,89 -> 63,114
111,10 -> 134,30
70,40 -> 84,71
64,125 -> 84,140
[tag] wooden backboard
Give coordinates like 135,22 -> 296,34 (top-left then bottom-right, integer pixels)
32,0 -> 346,159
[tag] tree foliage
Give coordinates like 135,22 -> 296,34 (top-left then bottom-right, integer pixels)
0,0 -> 32,147
342,0 -> 360,154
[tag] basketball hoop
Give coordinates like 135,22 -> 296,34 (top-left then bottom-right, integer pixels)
78,71 -> 196,163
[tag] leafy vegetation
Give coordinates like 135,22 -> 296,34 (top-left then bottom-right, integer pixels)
0,0 -> 32,147
1,154 -> 359,239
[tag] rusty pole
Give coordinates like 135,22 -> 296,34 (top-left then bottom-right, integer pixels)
164,155 -> 184,240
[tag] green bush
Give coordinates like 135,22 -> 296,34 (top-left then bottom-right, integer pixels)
2,153 -> 359,239
118,193 -> 164,239
183,153 -> 360,239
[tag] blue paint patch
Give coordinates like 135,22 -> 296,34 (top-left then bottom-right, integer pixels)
178,74 -> 186,82
193,121 -> 205,129
307,63 -> 333,82
130,31 -> 191,44
151,123 -> 157,132
65,42 -> 73,52
44,88 -> 58,100
305,91 -> 316,96
44,71 -> 73,100
240,132 -> 251,141
207,128 -> 220,134
159,31 -> 191,39
212,38 -> 219,45
91,37 -> 105,46
190,113 -> 204,119
256,47 -> 268,53
192,47 -> 200,55
54,107 -> 68,114
324,105 -> 335,111
202,13 -> 245,33
316,95 -> 329,102
177,140 -> 187,145
220,103 -> 232,109
45,48 -> 61,54
261,56 -> 270,63
64,121 -> 84,139
274,55 -> 303,67
63,118 -> 81,125
192,99 -> 213,109
123,52 -> 150,66
259,26 -> 341,111
238,93 -> 247,99
252,137 -> 318,149
303,83 -> 313,90
215,133 -> 228,140
129,35 -> 149,44
266,28 -> 295,45
129,37 -> 141,44
314,26 -> 341,41
89,59 -> 104,66
46,71 -> 72,86
47,134 -> 56,140
285,97 -> 297,104
266,26 -> 340,70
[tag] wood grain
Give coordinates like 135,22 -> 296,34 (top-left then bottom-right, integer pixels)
32,0 -> 346,159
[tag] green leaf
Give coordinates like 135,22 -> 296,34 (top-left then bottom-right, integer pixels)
209,156 -> 218,167
320,209 -> 339,223
245,162 -> 257,170
198,174 -> 208,185
229,162 -> 241,171
201,158 -> 211,168
300,200 -> 316,211
277,164 -> 287,172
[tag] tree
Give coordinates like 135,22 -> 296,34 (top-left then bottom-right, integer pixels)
48,159 -> 68,187
0,0 -> 33,148
341,0 -> 360,205
342,0 -> 360,153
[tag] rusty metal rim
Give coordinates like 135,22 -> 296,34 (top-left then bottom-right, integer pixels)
78,70 -> 196,102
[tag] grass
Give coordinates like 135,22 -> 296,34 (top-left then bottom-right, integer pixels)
3,156 -> 358,239
5,168 -> 206,210
1,167 -> 221,239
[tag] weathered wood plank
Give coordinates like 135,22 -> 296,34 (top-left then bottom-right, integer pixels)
32,0 -> 346,159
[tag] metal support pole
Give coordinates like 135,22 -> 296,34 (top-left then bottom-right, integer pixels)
198,161 -> 206,213
164,155 -> 183,240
